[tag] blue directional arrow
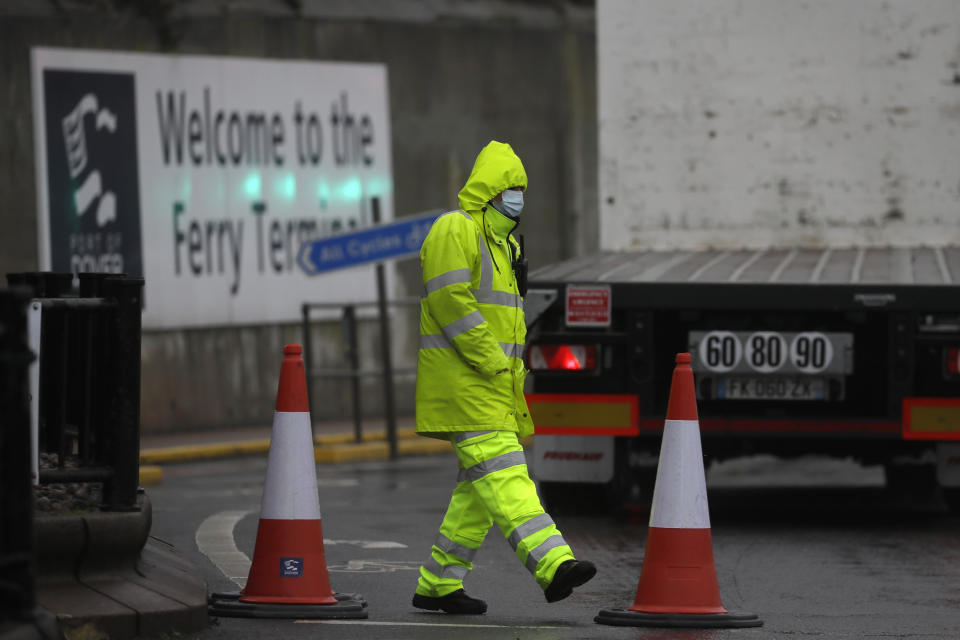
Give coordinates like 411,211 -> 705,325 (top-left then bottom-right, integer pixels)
297,210 -> 443,275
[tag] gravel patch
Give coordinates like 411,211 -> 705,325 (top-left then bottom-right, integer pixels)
34,453 -> 103,515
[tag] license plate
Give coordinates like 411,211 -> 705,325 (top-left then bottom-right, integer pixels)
716,377 -> 827,401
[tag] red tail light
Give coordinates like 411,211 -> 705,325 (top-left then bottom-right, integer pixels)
947,348 -> 960,375
527,344 -> 598,371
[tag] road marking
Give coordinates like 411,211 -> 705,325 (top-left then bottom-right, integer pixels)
196,510 -> 415,583
317,478 -> 360,487
327,560 -> 421,573
325,539 -> 407,549
196,510 -> 252,587
295,620 -> 563,629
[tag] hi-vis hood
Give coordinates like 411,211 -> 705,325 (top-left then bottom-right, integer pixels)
457,141 -> 528,213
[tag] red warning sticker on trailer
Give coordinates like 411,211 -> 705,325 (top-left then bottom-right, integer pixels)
565,285 -> 611,327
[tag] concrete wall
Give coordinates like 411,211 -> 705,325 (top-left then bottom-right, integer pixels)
0,0 -> 597,433
140,305 -> 420,430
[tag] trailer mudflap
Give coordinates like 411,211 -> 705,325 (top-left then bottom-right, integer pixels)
936,443 -> 960,488
527,393 -> 639,436
903,397 -> 960,441
532,434 -> 615,483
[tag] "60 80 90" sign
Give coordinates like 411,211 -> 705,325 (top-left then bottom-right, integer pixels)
688,330 -> 854,376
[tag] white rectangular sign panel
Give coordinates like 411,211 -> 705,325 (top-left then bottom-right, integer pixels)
31,47 -> 394,329
532,435 -> 615,483
597,0 -> 960,251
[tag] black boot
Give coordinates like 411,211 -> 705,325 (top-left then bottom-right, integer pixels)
544,560 -> 597,603
413,589 -> 488,614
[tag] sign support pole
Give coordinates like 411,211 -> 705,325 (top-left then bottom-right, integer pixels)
371,198 -> 398,460
27,300 -> 41,485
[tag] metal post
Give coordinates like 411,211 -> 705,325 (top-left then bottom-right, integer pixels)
101,276 -> 143,511
39,289 -> 67,464
0,287 -> 36,620
79,291 -> 94,463
301,303 -> 316,438
56,311 -> 71,461
48,273 -> 77,463
344,305 -> 363,442
371,197 -> 398,460
78,273 -> 107,466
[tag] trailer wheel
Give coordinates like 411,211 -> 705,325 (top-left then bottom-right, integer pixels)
884,463 -> 937,493
537,478 -> 632,516
942,489 -> 960,514
538,481 -> 604,515
633,466 -> 658,503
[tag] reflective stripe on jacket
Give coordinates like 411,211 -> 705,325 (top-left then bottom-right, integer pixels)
415,141 -> 534,438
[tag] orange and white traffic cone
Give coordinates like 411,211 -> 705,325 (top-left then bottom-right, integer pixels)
595,353 -> 761,628
208,344 -> 367,619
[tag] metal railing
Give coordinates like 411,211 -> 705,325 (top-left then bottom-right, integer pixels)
5,271 -> 144,512
301,298 -> 419,457
0,286 -> 35,623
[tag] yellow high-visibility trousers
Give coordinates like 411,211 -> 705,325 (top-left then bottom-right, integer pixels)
416,431 -> 575,597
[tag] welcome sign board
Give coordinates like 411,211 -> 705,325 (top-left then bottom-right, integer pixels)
31,48 -> 394,329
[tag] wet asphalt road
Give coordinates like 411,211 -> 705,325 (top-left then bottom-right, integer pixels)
147,450 -> 960,639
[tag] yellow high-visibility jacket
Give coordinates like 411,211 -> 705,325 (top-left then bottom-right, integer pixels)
415,141 -> 534,438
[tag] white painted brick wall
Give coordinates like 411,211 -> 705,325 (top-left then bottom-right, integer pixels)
598,0 -> 960,251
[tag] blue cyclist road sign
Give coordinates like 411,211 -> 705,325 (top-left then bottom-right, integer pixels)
297,210 -> 443,276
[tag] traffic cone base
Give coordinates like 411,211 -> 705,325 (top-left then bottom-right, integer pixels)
209,591 -> 367,620
596,353 -> 761,629
208,344 -> 367,620
595,608 -> 763,629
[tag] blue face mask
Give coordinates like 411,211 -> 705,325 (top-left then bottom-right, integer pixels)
492,189 -> 524,219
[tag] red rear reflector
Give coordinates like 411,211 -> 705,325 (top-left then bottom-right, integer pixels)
947,348 -> 960,375
527,344 -> 598,371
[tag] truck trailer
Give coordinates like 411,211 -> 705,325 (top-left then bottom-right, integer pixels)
524,0 -> 960,511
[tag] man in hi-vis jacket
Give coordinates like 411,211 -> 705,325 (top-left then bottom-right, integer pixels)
412,141 -> 596,615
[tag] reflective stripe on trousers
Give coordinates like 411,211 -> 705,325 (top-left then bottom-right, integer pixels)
416,431 -> 575,597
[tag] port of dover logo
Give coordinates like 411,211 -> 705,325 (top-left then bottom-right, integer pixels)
43,70 -> 143,277
280,557 -> 304,578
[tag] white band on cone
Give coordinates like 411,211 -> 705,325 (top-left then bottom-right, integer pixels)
259,411 -> 322,520
649,419 -> 711,529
